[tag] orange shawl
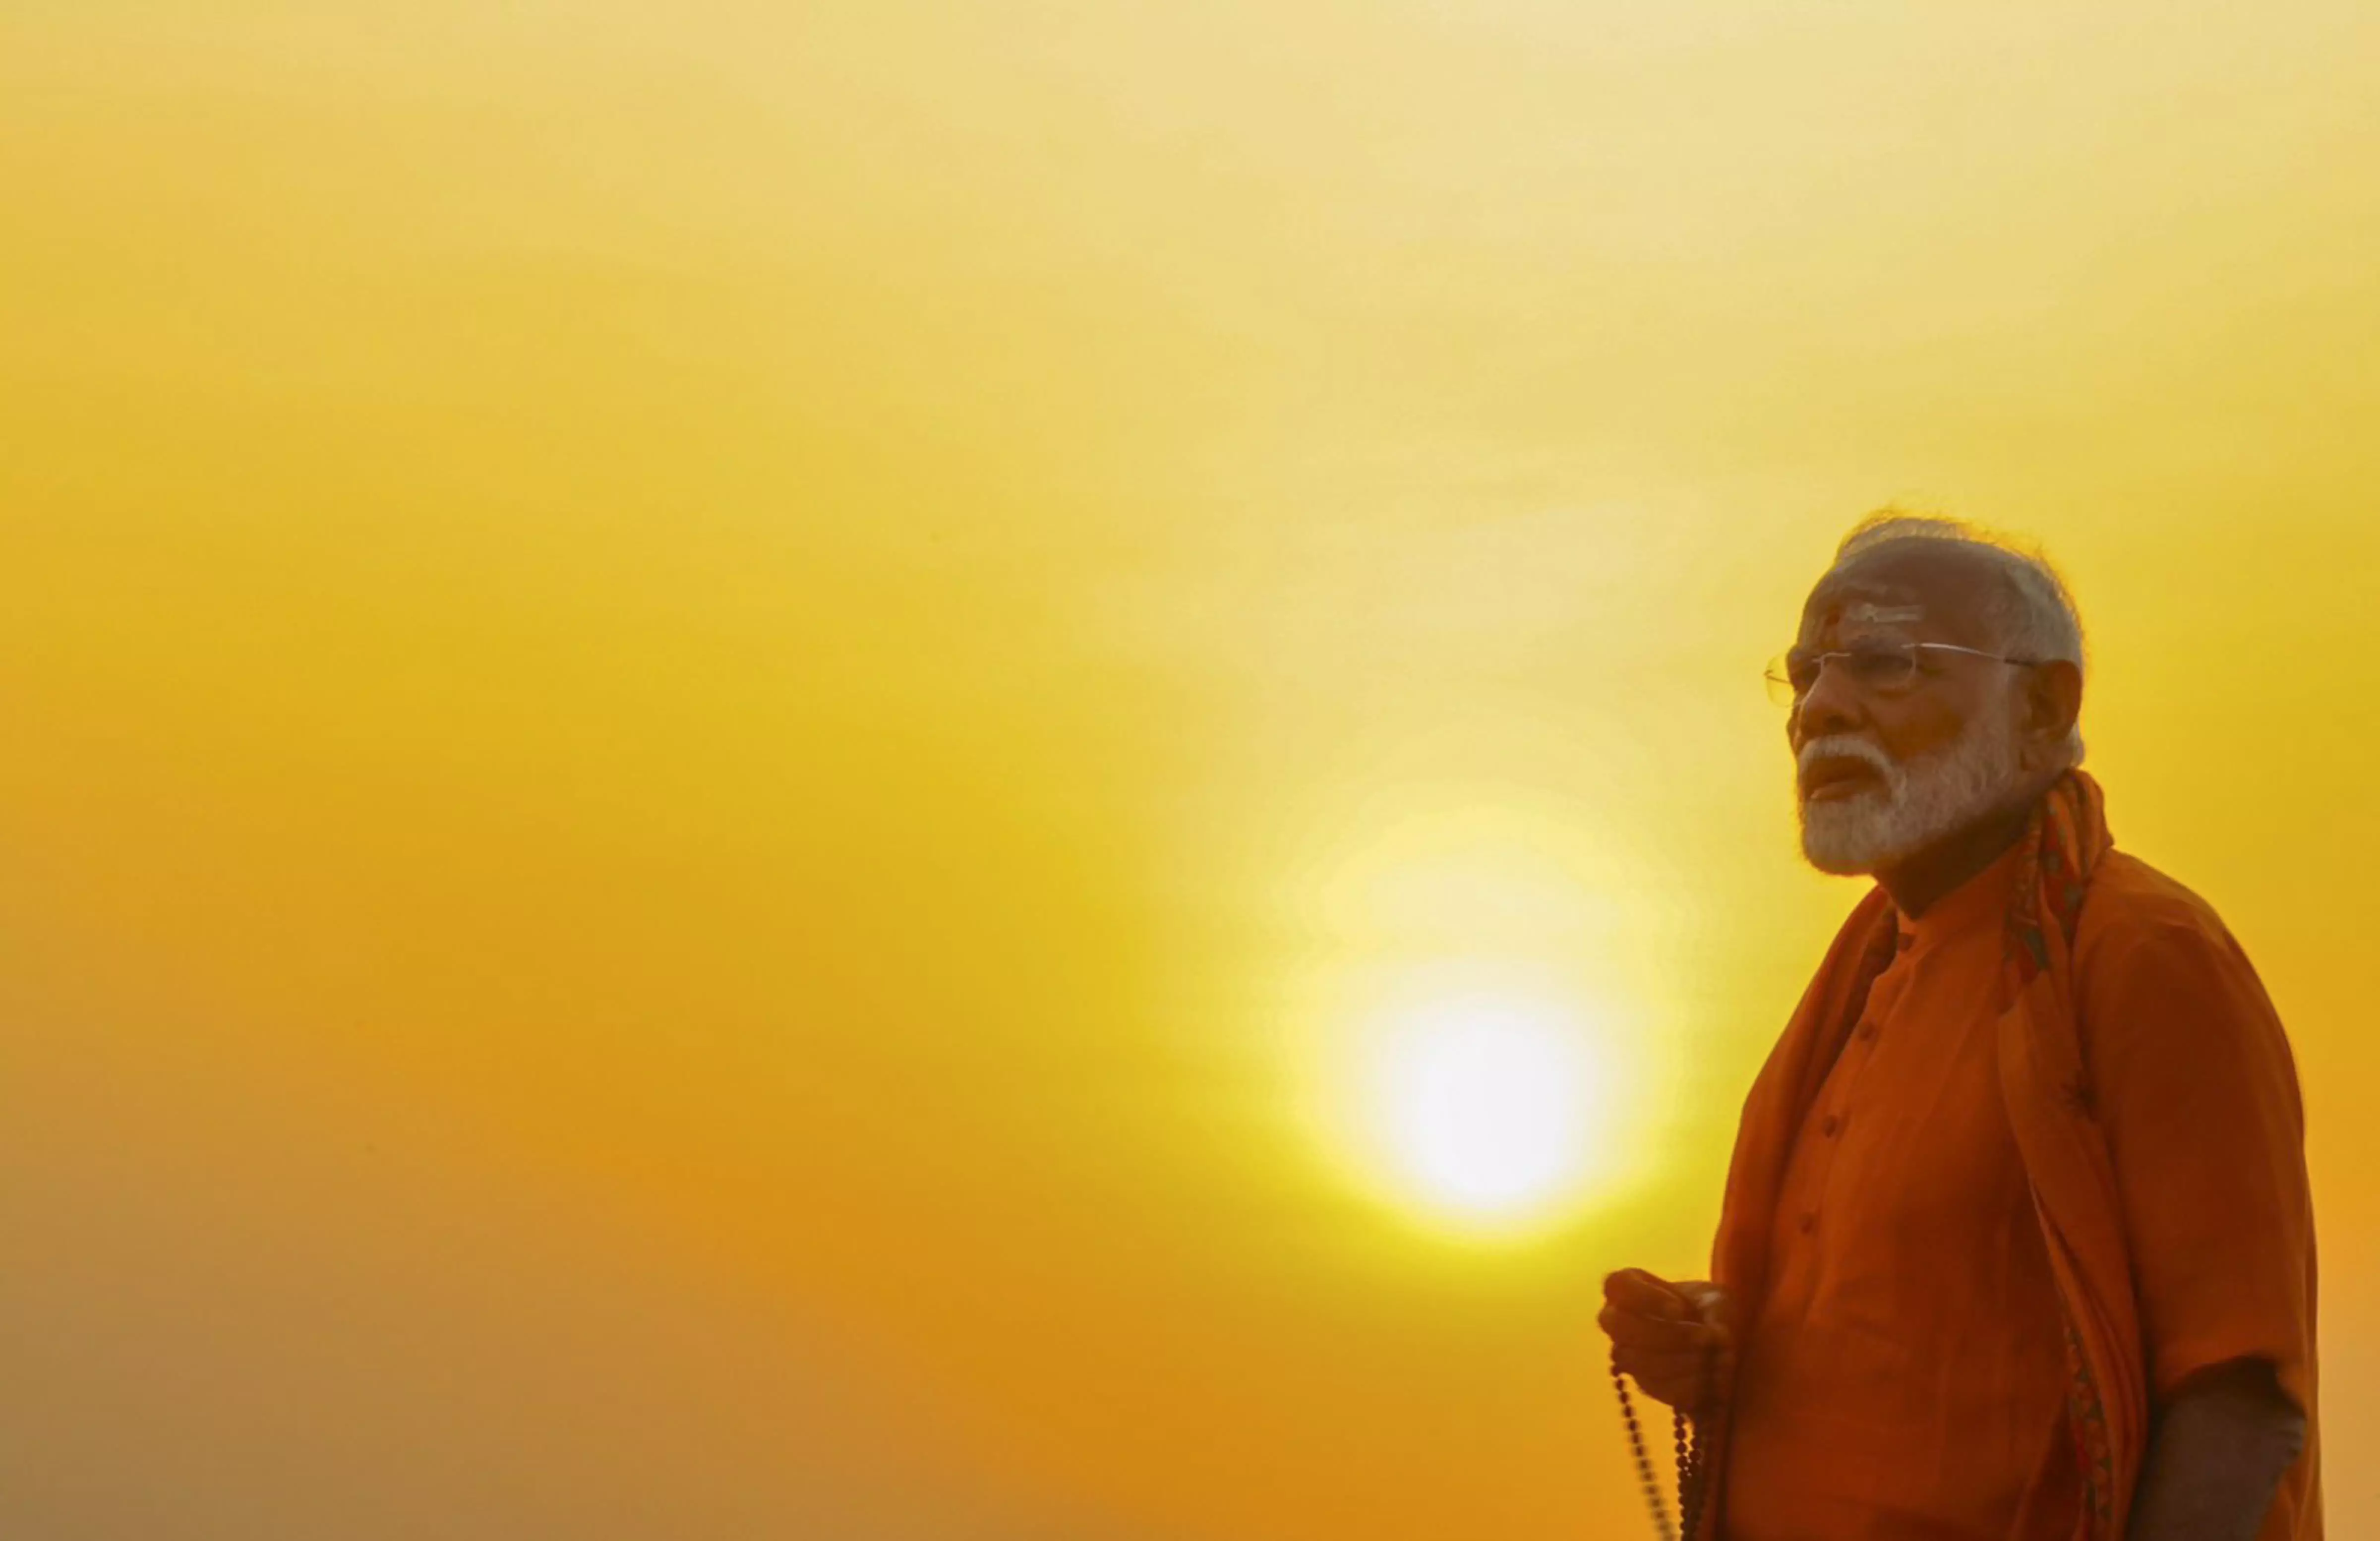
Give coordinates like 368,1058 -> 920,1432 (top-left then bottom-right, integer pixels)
1710,769 -> 2142,1539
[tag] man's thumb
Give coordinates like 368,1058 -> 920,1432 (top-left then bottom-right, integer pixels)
1680,1283 -> 1733,1335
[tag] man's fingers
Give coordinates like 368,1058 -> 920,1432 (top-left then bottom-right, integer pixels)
1599,1307 -> 1716,1355
1612,1346 -> 1709,1380
1613,1342 -> 1736,1409
1598,1270 -> 1735,1400
1678,1282 -> 1737,1332
1612,1334 -> 1732,1369
1601,1270 -> 1692,1319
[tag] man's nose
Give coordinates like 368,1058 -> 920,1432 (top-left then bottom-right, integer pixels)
1794,658 -> 1866,745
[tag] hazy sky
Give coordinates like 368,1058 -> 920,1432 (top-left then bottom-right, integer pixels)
5,3 -> 2378,1538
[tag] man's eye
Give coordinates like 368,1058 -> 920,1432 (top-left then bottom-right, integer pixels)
1845,649 -> 1913,686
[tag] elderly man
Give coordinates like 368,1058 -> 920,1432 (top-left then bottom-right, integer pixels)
1601,515 -> 2320,1540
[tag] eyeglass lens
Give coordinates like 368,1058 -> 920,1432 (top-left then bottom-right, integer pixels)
1769,644 -> 1919,704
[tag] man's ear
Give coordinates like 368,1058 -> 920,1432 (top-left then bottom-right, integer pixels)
2025,659 -> 2083,759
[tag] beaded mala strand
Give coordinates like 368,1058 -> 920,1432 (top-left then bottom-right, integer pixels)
1610,1346 -> 1720,1541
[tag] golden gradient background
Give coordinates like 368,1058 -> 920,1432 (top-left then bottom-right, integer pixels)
4,4 -> 2376,1537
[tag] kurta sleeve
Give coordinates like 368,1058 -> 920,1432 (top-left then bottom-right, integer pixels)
2080,909 -> 2317,1415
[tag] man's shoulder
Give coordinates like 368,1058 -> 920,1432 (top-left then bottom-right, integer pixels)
2072,851 -> 2304,1130
2075,850 -> 2282,1035
2076,849 -> 2241,961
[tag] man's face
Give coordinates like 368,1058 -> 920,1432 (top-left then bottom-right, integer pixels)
1785,546 -> 2028,876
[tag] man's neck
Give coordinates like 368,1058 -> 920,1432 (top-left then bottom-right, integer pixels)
1877,797 -> 2038,919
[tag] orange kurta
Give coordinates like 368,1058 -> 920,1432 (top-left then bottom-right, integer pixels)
1718,803 -> 2319,1539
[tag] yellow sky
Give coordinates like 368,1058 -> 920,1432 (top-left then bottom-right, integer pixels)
4,3 -> 2378,1537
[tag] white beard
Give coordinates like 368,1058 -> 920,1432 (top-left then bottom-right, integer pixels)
1797,700 -> 2024,876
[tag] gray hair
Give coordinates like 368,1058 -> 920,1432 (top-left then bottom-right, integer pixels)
1833,512 -> 2088,768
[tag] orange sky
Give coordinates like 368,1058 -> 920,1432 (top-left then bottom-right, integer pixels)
4,3 -> 2378,1537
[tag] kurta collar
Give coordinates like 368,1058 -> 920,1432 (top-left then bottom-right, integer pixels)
1893,831 -> 2032,955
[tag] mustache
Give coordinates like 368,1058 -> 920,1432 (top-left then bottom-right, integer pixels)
1797,735 -> 1903,789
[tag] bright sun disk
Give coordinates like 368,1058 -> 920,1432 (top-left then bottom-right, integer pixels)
1374,994 -> 1602,1228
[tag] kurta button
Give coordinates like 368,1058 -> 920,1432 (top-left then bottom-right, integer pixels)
1822,1113 -> 1842,1136
1857,1021 -> 1879,1042
1798,1212 -> 1817,1234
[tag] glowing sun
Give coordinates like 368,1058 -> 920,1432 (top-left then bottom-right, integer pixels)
1367,988 -> 1611,1232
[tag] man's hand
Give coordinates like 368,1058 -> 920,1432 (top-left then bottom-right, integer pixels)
1599,1269 -> 1735,1415
2126,1358 -> 2305,1541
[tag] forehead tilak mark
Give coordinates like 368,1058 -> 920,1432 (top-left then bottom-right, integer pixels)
1801,593 -> 1928,642
1846,602 -> 1924,624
